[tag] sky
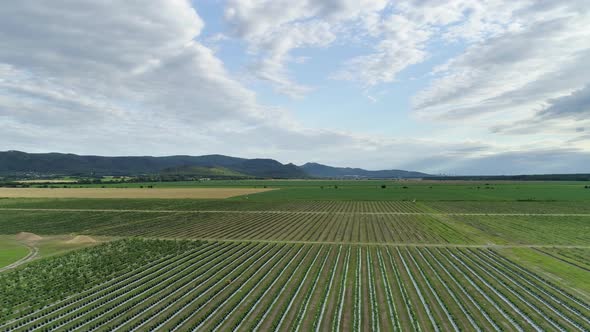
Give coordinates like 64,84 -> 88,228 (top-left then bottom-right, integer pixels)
1,0 -> 589,175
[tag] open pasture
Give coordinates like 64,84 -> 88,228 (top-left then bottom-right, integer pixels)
0,241 -> 588,331
228,181 -> 590,201
0,187 -> 273,199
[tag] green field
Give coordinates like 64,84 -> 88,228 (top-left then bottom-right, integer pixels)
1,241 -> 588,331
0,238 -> 28,269
28,179 -> 590,201
0,180 -> 588,330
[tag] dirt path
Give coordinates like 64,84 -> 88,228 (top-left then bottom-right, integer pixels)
1,208 -> 589,217
0,242 -> 38,273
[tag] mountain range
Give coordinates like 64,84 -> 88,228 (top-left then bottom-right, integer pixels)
0,151 -> 429,179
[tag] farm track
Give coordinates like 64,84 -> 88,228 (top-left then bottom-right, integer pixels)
0,243 -> 38,273
2,207 -> 590,216
2,242 -> 588,332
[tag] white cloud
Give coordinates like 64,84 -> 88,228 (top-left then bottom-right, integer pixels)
413,1 -> 590,137
1,0 -> 589,175
333,0 -> 527,87
333,14 -> 430,86
0,1 -> 288,132
224,0 -> 388,97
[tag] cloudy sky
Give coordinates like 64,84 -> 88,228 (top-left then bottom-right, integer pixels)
1,0 -> 589,174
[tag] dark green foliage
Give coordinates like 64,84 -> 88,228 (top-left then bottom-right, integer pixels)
300,162 -> 429,178
0,238 -> 201,321
0,151 -> 307,178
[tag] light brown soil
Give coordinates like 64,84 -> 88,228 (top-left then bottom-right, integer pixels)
0,187 -> 274,199
66,235 -> 97,244
15,232 -> 42,242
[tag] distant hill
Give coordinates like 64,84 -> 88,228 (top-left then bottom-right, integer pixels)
0,151 -> 429,179
159,165 -> 249,178
301,162 -> 430,179
0,151 -> 307,179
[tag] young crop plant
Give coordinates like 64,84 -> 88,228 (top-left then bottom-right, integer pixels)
461,249 -> 583,331
105,243 -> 260,331
312,245 -> 342,332
332,246 -> 351,332
47,243 -> 261,332
366,248 -> 379,331
0,239 -> 202,324
292,246 -> 333,332
193,245 -> 287,332
396,247 -> 440,332
273,246 -> 324,331
207,246 -> 293,330
479,250 -> 590,328
442,248 -> 532,331
385,247 -> 421,331
375,248 -> 402,331
405,248 -> 460,331
249,246 -> 314,331
232,246 -> 303,332
353,247 -> 362,332
454,249 -> 554,331
486,249 -> 590,313
124,243 -> 264,331
161,244 -> 283,331
415,248 -> 483,331
432,247 -> 522,331
187,245 -> 299,331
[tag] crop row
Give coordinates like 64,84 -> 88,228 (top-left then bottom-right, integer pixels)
0,211 -> 471,244
0,239 -> 202,322
5,199 -> 590,215
2,242 -> 588,332
424,201 -> 590,215
0,199 -> 427,213
454,215 -> 590,245
96,212 -> 472,244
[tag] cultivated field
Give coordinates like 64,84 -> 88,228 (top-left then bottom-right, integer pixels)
1,241 -> 588,331
0,181 -> 588,331
0,204 -> 588,245
0,187 -> 273,199
0,210 -> 473,244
